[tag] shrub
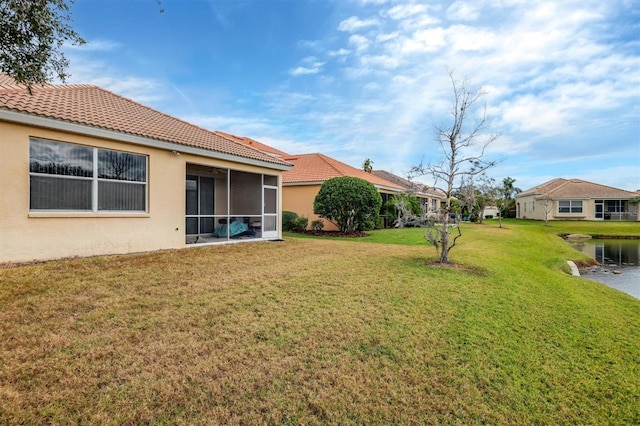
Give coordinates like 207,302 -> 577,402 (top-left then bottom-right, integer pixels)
282,211 -> 298,232
310,219 -> 324,231
291,216 -> 309,232
313,177 -> 382,233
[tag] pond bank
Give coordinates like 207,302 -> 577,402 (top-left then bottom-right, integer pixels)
560,233 -> 640,240
580,266 -> 640,299
568,237 -> 640,299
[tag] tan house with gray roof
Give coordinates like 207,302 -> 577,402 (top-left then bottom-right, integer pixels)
373,170 -> 446,216
516,178 -> 639,221
0,75 -> 291,264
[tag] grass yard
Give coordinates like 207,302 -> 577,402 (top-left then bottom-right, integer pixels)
1,220 -> 639,424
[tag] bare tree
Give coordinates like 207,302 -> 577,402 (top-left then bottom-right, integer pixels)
409,70 -> 498,263
456,173 -> 496,224
542,196 -> 552,226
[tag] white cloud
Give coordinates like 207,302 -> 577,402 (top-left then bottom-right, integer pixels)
390,75 -> 416,86
338,16 -> 380,32
69,0 -> 636,194
446,1 -> 481,21
358,0 -> 388,5
66,38 -> 119,51
343,66 -> 373,80
360,54 -> 400,69
364,81 -> 382,91
385,4 -> 430,20
349,34 -> 370,51
582,165 -> 640,192
485,135 -> 531,156
376,32 -> 399,43
289,56 -> 325,76
384,3 -> 441,30
447,25 -> 498,52
396,28 -> 448,54
96,77 -> 166,103
290,67 -> 321,76
328,48 -> 351,57
400,13 -> 441,30
498,95 -> 570,135
297,39 -> 323,50
65,57 -> 166,103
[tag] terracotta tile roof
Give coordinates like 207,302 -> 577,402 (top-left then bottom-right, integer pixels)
374,170 -> 445,199
282,153 -> 405,190
0,76 -> 290,168
215,131 -> 290,157
518,178 -> 637,199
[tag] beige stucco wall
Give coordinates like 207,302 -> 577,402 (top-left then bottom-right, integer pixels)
517,195 -> 590,220
282,184 -> 402,231
517,196 -> 639,221
517,195 -> 552,220
0,121 -> 284,264
282,184 -> 338,230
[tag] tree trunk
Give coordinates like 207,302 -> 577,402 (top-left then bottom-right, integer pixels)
439,224 -> 450,263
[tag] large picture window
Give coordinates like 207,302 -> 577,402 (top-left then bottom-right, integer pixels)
30,138 -> 147,212
558,200 -> 583,214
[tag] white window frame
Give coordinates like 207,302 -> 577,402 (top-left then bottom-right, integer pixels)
558,200 -> 583,214
29,138 -> 148,213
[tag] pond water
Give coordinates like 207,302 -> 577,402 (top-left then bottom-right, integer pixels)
569,239 -> 640,299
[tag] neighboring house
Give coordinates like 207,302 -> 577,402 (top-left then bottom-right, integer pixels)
280,153 -> 406,230
223,141 -> 421,230
481,205 -> 499,219
373,170 -> 446,216
516,178 -> 639,221
0,75 -> 292,264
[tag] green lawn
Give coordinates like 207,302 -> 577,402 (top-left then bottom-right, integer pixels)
1,220 -> 639,424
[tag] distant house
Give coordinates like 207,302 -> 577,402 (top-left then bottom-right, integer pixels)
516,178 -> 639,221
481,205 -> 500,219
373,170 -> 446,217
280,154 -> 406,230
0,75 -> 292,264
222,140 -> 432,230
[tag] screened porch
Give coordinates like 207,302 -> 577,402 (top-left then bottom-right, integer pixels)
597,199 -> 638,221
185,164 -> 278,244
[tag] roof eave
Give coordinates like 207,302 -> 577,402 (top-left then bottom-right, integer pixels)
374,184 -> 404,192
283,181 -> 405,193
283,180 -> 325,186
0,109 -> 292,171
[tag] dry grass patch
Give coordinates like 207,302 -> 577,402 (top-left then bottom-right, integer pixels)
1,240 -> 465,424
1,233 -> 639,424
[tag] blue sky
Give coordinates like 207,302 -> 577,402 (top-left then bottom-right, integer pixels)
63,0 -> 639,191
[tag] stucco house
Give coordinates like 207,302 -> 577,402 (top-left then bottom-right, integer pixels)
373,170 -> 446,217
479,204 -> 499,219
279,153 -> 407,230
516,178 -> 639,221
219,138 -> 427,230
0,76 -> 292,264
